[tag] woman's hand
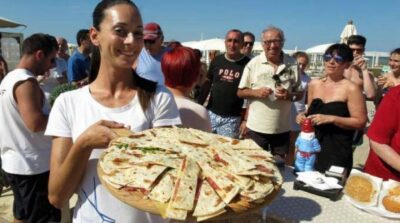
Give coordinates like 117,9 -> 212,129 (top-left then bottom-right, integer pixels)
75,120 -> 125,150
308,114 -> 335,125
296,112 -> 307,125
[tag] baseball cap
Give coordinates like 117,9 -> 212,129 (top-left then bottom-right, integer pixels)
144,22 -> 163,40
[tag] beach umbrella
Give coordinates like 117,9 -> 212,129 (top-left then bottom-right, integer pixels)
340,20 -> 357,44
189,38 -> 226,52
0,17 -> 26,28
181,41 -> 199,49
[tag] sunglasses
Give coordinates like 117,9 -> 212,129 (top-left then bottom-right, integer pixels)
144,39 -> 156,45
323,54 -> 344,64
263,39 -> 283,45
244,41 -> 254,46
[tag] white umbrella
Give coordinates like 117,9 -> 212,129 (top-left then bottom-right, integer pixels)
340,20 -> 357,44
0,17 -> 26,28
190,38 -> 226,52
181,41 -> 199,49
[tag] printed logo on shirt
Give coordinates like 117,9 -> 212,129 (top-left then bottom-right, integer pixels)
0,89 -> 6,96
218,69 -> 241,82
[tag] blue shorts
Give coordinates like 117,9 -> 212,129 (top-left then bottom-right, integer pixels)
208,110 -> 241,138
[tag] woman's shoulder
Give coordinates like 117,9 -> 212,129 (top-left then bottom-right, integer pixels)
175,97 -> 207,113
155,84 -> 173,97
308,78 -> 322,87
343,78 -> 362,93
53,86 -> 88,106
385,85 -> 400,99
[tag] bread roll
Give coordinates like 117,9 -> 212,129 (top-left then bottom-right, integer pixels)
382,195 -> 400,213
344,175 -> 376,203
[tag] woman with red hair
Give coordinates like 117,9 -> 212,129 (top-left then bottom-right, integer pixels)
162,47 -> 211,131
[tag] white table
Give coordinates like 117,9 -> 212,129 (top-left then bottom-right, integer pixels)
263,167 -> 398,223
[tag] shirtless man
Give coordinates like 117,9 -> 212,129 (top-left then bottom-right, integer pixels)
344,35 -> 376,100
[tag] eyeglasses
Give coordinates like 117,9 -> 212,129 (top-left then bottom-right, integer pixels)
263,39 -> 283,46
244,42 -> 254,46
144,39 -> 156,45
323,54 -> 344,64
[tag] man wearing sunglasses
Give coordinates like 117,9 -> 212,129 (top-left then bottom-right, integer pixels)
241,31 -> 255,58
344,35 -> 377,148
135,22 -> 170,85
237,26 -> 303,167
344,35 -> 376,100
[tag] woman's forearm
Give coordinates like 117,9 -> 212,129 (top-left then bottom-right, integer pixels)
48,140 -> 92,209
332,115 -> 366,130
370,139 -> 400,172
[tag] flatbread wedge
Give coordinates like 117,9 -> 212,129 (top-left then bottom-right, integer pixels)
170,158 -> 200,210
193,180 -> 226,217
201,162 -> 240,204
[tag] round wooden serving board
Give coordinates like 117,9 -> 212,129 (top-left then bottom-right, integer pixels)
97,162 -> 281,222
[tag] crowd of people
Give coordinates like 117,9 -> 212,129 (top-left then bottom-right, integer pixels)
0,0 -> 400,222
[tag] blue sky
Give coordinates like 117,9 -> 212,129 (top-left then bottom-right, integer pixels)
0,0 -> 399,52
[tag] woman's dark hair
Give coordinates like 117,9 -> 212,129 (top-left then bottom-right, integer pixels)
324,43 -> 353,63
89,0 -> 156,110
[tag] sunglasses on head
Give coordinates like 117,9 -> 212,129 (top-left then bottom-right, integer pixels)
323,54 -> 344,64
144,39 -> 156,45
244,41 -> 254,46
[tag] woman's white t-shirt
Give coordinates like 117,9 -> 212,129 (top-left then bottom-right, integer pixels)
45,85 -> 181,223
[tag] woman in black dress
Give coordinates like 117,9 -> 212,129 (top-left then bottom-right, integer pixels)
297,44 -> 367,172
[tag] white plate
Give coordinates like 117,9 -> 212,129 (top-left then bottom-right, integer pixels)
344,170 -> 400,219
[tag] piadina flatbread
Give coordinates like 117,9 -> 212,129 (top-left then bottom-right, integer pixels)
98,127 -> 282,221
